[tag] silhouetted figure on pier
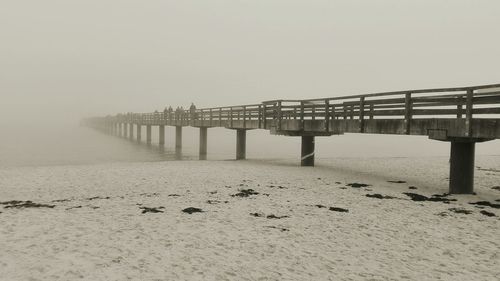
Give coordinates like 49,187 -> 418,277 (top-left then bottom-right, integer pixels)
190,103 -> 197,121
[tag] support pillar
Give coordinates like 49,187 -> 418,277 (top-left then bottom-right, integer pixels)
129,123 -> 134,140
136,125 -> 142,142
146,125 -> 152,144
175,126 -> 182,152
301,136 -> 315,167
236,129 -> 246,160
118,123 -> 123,137
199,127 -> 208,160
159,125 -> 165,146
124,123 -> 128,138
449,141 -> 475,194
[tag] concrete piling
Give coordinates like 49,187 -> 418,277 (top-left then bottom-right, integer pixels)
301,136 -> 315,167
236,129 -> 246,160
199,127 -> 208,160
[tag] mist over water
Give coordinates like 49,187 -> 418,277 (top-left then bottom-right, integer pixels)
1,1 -> 499,167
1,121 -> 499,168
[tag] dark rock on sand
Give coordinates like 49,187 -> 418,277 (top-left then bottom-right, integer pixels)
448,208 -> 473,215
366,194 -> 396,200
346,183 -> 371,188
66,206 -> 83,210
329,207 -> 349,213
140,207 -> 165,214
469,201 -> 500,209
168,194 -> 181,197
480,210 -> 497,217
231,189 -> 259,197
315,205 -> 327,209
409,186 -> 418,190
388,180 -> 406,184
2,201 -> 55,209
491,186 -> 500,191
182,207 -> 204,214
250,213 -> 264,217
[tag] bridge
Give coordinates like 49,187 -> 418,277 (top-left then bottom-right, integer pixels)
84,83 -> 500,194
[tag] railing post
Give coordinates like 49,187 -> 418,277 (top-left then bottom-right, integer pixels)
230,107 -> 234,128
243,106 -> 247,128
465,89 -> 473,137
404,92 -> 412,135
350,105 -> 354,120
369,104 -> 374,120
209,108 -> 213,126
277,101 -> 282,131
263,104 -> 267,129
359,97 -> 365,133
258,105 -> 262,128
343,104 -> 347,120
300,101 -> 305,129
324,99 -> 330,132
457,95 -> 464,119
219,108 -> 222,127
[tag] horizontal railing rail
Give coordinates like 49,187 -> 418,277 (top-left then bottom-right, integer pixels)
86,83 -> 500,135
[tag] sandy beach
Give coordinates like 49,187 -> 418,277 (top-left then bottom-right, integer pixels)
0,157 -> 499,280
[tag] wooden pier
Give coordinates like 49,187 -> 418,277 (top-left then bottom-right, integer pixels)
84,83 -> 500,194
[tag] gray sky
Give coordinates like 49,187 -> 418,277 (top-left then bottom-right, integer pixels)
1,0 -> 499,125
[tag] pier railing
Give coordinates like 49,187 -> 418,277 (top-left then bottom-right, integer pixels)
102,84 -> 500,129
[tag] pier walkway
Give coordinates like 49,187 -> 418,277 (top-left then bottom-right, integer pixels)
84,83 -> 500,194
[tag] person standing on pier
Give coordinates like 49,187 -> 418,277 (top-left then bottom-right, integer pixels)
190,103 -> 197,121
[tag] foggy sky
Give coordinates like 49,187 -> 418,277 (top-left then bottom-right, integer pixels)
1,0 -> 500,125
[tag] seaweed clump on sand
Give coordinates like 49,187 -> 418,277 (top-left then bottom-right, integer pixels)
366,194 -> 396,200
469,201 -> 500,209
266,214 -> 289,219
231,189 -> 259,198
448,208 -> 473,215
403,193 -> 457,204
140,207 -> 165,214
388,180 -> 406,184
1,200 -> 55,209
329,207 -> 349,213
346,183 -> 371,188
182,207 -> 204,214
480,210 -> 497,217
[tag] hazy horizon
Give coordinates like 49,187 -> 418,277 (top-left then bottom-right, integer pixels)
1,1 -> 499,166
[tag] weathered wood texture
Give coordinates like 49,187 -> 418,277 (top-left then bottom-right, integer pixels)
84,83 -> 500,140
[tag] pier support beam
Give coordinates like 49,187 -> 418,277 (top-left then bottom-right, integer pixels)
159,125 -> 165,146
136,125 -> 142,142
301,136 -> 315,167
199,127 -> 208,160
146,125 -> 152,145
449,141 -> 475,194
175,126 -> 182,152
129,123 -> 134,140
236,129 -> 247,160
